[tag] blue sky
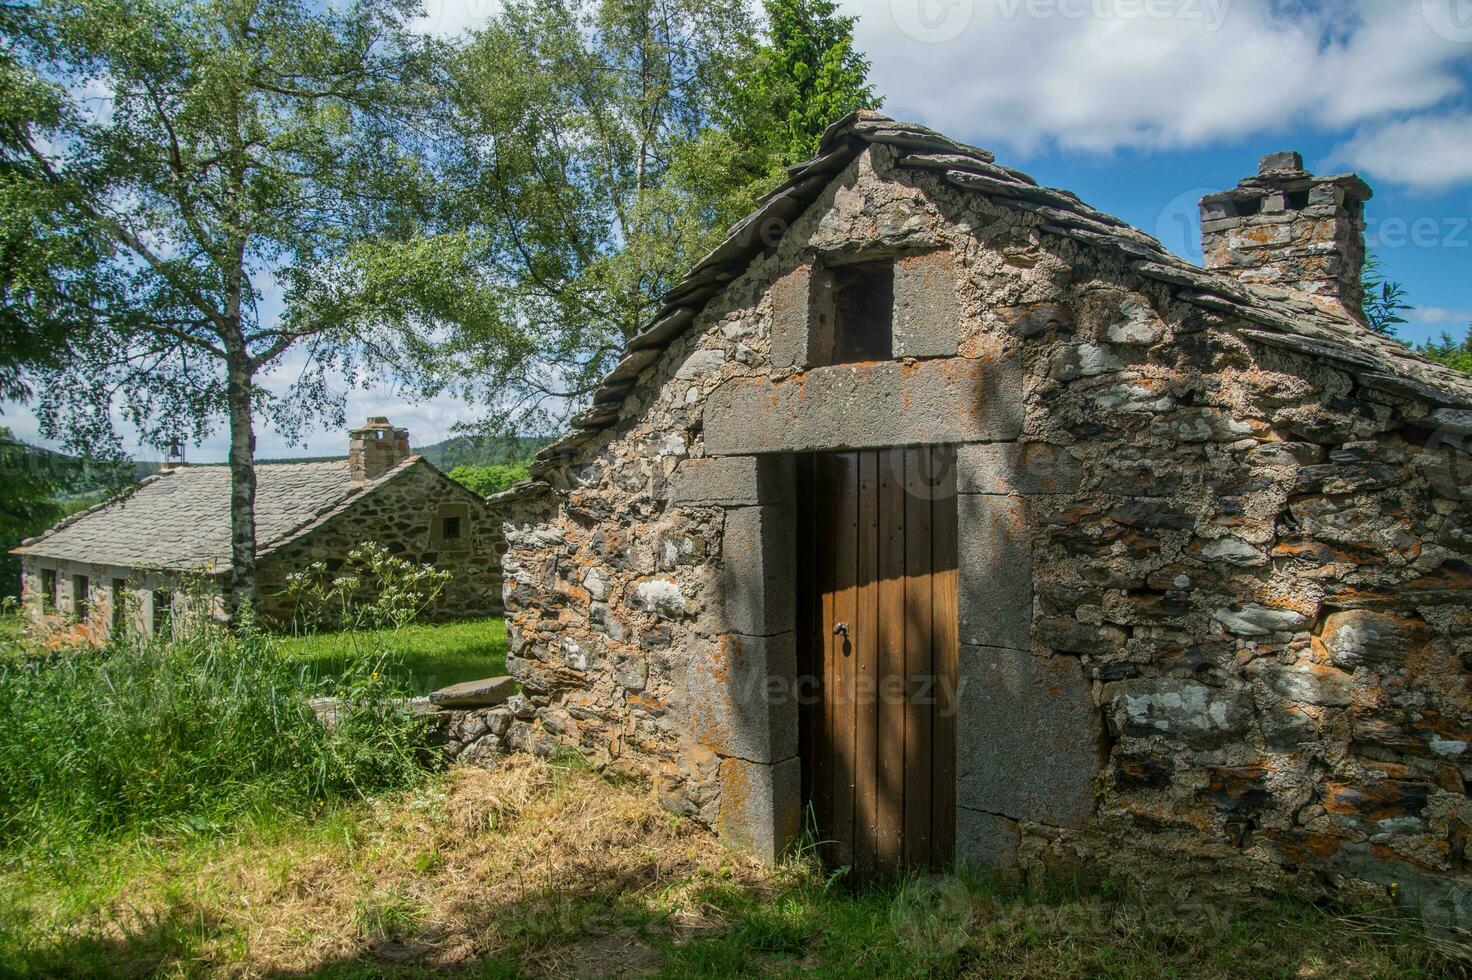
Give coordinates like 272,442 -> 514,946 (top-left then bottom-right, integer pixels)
6,0 -> 1472,460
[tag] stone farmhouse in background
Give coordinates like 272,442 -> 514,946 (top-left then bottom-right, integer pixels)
494,113 -> 1472,929
13,418 -> 508,635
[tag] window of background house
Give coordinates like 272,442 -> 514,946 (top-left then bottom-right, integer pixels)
111,579 -> 127,632
153,589 -> 172,637
41,569 -> 57,610
825,259 -> 894,364
73,575 -> 89,621
433,504 -> 468,548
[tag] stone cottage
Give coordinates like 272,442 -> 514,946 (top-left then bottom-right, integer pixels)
15,418 -> 508,634
500,113 -> 1472,926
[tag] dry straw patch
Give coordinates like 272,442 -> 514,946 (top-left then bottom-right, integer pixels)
68,756 -> 774,976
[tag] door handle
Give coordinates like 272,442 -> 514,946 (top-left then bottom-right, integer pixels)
832,621 -> 849,637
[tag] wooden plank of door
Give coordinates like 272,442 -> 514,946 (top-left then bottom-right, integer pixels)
816,453 -> 837,864
903,446 -> 934,868
876,447 -> 907,871
853,450 -> 880,877
795,455 -> 817,835
830,452 -> 860,868
930,446 -> 959,868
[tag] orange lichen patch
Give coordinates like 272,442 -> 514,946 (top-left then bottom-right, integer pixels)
1321,779 -> 1434,823
1266,829 -> 1351,863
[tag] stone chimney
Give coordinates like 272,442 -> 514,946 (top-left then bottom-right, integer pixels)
1199,151 -> 1373,316
348,417 -> 411,482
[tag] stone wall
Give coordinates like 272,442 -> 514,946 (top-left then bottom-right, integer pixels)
256,461 -> 509,625
19,556 -> 223,638
502,143 -> 1472,925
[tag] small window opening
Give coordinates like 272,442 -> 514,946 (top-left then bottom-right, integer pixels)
441,515 -> 462,541
828,260 -> 894,364
73,575 -> 89,621
111,579 -> 127,632
153,589 -> 172,638
1284,190 -> 1311,211
1230,196 -> 1263,218
40,569 -> 58,610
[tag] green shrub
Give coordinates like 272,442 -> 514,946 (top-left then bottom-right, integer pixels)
0,622 -> 435,853
448,462 -> 530,497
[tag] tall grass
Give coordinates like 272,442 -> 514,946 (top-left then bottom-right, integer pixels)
0,622 -> 435,854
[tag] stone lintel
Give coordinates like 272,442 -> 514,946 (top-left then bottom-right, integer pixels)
957,493 -> 1032,650
687,632 -> 799,765
956,645 -> 1101,828
669,455 -> 794,508
717,755 -> 802,864
704,357 -> 1024,456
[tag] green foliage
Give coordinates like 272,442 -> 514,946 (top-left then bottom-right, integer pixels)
432,0 -> 878,437
431,0 -> 758,435
4,0 -> 487,610
0,428 -> 64,598
1362,254 -> 1412,338
1421,326 -> 1472,376
0,622 -> 435,853
283,543 -> 453,636
722,0 -> 881,166
420,434 -> 549,470
448,462 -> 530,497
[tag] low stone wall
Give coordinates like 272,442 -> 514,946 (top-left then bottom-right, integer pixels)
311,679 -> 545,768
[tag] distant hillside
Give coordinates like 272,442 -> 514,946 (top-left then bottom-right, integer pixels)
260,435 -> 548,469
4,441 -> 147,500
32,433 -> 551,489
416,434 -> 550,470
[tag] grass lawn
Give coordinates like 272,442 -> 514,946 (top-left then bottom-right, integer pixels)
1,755 -> 1461,978
278,616 -> 509,694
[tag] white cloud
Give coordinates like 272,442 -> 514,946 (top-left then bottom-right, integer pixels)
1333,112 -> 1472,192
849,0 -> 1471,165
1409,305 -> 1472,325
413,0 -> 500,37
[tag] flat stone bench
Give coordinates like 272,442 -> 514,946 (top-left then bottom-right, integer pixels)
308,676 -> 524,765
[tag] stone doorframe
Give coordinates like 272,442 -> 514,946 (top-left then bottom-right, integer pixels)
668,357 -> 1101,865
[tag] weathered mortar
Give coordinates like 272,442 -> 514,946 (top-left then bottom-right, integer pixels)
500,138 -> 1472,928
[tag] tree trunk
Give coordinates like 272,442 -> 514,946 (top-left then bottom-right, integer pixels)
223,342 -> 258,621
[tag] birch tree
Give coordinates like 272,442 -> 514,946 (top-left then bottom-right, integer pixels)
4,0 -> 493,615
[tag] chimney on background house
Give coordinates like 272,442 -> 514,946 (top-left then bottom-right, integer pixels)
1199,151 -> 1373,318
348,417 -> 411,482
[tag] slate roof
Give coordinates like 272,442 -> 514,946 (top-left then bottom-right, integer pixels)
14,456 -> 421,572
535,111 -> 1472,471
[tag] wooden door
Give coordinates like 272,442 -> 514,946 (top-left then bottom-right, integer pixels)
796,446 -> 958,877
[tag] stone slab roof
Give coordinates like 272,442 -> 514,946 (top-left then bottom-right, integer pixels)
14,456 -> 420,572
535,111 -> 1472,471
